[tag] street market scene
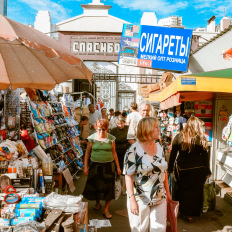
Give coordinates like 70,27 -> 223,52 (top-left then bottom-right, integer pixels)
0,0 -> 232,231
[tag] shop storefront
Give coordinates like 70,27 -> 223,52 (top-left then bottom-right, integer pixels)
147,69 -> 232,194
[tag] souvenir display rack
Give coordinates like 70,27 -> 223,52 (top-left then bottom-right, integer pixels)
20,98 -> 32,133
27,89 -> 83,180
0,88 -> 88,230
5,89 -> 21,141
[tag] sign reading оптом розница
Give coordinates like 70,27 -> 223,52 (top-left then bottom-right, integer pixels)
118,24 -> 193,72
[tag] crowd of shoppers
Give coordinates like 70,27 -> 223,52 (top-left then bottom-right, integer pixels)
82,101 -> 211,230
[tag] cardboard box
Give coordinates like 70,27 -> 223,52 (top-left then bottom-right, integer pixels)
63,87 -> 70,93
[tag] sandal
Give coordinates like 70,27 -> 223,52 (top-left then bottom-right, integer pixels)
93,203 -> 101,211
102,211 -> 112,219
183,216 -> 194,223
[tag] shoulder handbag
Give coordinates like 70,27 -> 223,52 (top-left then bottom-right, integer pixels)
115,174 -> 121,200
166,199 -> 179,232
202,180 -> 216,213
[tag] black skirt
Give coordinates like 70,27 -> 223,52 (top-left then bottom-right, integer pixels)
177,167 -> 207,216
83,161 -> 115,201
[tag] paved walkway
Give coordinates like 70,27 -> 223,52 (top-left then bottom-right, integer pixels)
73,173 -> 232,232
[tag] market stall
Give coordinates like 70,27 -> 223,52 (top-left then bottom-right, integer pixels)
0,88 -> 90,230
0,15 -> 93,231
146,68 -> 232,197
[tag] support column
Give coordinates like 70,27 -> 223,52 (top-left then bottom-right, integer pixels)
115,66 -> 119,111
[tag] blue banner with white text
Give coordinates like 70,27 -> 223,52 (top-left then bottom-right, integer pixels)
119,24 -> 193,72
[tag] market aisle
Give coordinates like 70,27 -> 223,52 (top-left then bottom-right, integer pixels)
72,172 -> 232,232
72,172 -> 131,231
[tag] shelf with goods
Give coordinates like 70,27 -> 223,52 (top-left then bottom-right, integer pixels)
0,96 -> 88,225
158,101 -> 213,153
5,88 -> 21,141
26,89 -> 84,181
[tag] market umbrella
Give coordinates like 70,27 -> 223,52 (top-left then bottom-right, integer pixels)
0,15 -> 93,90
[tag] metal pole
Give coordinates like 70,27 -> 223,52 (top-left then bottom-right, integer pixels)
115,66 -> 119,111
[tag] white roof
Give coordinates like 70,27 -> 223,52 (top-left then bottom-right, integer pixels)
189,26 -> 232,74
56,14 -> 130,33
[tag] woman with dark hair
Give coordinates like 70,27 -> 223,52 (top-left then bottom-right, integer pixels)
83,119 -> 121,219
111,116 -> 130,195
168,116 -> 211,222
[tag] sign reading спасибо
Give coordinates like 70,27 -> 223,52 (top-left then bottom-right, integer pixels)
118,24 -> 193,72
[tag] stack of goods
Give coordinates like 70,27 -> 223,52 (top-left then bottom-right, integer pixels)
0,140 -> 37,182
11,196 -> 44,225
42,192 -> 87,232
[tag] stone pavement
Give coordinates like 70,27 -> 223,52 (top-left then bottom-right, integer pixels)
73,173 -> 232,232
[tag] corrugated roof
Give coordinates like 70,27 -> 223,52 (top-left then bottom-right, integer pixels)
190,68 -> 232,78
192,25 -> 232,55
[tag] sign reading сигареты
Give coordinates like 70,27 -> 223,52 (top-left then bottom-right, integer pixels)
118,24 -> 193,72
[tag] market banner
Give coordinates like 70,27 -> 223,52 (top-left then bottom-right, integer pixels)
118,24 -> 193,72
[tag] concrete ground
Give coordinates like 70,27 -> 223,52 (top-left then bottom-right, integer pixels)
72,172 -> 232,232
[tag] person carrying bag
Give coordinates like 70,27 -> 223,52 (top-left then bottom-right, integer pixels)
168,117 -> 211,223
124,117 -> 172,232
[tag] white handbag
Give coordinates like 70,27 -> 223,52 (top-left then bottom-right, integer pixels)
114,174 -> 122,200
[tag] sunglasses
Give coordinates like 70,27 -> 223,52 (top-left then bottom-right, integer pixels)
97,129 -> 106,131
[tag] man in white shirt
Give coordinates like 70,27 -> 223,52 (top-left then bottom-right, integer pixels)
127,101 -> 151,144
109,111 -> 122,131
88,104 -> 101,135
108,108 -> 115,121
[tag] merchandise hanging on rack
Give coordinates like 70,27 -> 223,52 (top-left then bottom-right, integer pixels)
5,88 -> 21,141
26,88 -> 84,185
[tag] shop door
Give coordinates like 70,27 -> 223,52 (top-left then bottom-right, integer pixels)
118,91 -> 136,111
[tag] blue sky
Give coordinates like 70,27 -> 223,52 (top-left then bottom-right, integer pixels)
7,0 -> 232,30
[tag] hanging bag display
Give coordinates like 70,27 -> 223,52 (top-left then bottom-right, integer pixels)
202,179 -> 216,213
114,174 -> 121,200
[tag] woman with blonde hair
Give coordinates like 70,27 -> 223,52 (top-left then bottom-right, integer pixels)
168,116 -> 211,222
124,117 -> 171,232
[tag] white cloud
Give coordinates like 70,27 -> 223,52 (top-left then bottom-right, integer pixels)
112,0 -> 188,15
193,0 -> 232,17
19,0 -> 69,22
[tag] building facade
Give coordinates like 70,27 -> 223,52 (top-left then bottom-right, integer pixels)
35,0 -> 160,110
